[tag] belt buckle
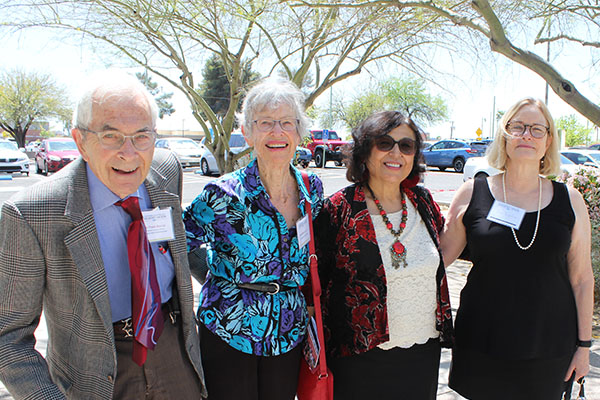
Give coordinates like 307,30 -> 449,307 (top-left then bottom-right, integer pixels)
121,318 -> 134,338
267,282 -> 280,295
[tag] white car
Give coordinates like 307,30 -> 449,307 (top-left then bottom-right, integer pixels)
0,139 -> 30,176
561,149 -> 600,168
199,132 -> 249,176
155,137 -> 203,168
463,154 -> 581,181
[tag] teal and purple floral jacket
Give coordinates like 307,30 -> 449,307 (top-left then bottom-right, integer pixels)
183,159 -> 323,356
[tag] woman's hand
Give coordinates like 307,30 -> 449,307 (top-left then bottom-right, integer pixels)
564,346 -> 590,382
307,306 -> 315,318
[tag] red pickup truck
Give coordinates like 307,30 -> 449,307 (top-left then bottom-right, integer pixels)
305,130 -> 349,168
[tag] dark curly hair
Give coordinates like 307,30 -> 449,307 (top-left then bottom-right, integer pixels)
345,110 -> 425,184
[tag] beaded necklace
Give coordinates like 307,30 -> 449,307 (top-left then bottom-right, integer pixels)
366,185 -> 408,268
502,173 -> 542,251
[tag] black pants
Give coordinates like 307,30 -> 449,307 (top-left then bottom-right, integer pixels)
113,318 -> 203,399
200,324 -> 301,400
328,338 -> 441,400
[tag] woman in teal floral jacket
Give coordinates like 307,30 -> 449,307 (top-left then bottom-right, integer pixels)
183,77 -> 323,400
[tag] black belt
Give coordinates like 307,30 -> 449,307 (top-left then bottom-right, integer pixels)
237,282 -> 296,295
113,300 -> 179,338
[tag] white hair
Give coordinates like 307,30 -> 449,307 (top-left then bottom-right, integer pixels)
237,76 -> 310,139
72,69 -> 158,129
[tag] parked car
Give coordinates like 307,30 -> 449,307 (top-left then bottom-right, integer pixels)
422,139 -> 484,173
155,137 -> 203,168
35,137 -> 80,175
305,129 -> 349,168
422,140 -> 436,150
586,143 -> 600,150
198,132 -> 249,176
295,146 -> 312,168
561,149 -> 600,168
463,154 -> 582,181
0,139 -> 30,176
469,139 -> 493,154
25,141 -> 41,152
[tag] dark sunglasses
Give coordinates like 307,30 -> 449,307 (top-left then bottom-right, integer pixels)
374,135 -> 417,155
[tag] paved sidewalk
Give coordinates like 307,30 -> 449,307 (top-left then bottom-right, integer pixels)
1,259 -> 598,399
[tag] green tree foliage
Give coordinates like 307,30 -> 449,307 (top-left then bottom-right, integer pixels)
556,114 -> 592,147
381,77 -> 448,126
0,69 -> 71,147
199,55 -> 260,121
136,72 -> 175,119
333,77 -> 448,130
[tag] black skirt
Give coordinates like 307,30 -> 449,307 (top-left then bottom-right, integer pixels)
449,346 -> 573,400
328,338 -> 441,400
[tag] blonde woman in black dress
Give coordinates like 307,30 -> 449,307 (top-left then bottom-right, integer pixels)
441,98 -> 593,399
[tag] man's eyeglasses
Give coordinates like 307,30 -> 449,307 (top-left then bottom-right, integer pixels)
374,135 -> 417,156
79,128 -> 156,151
253,118 -> 299,133
505,122 -> 548,139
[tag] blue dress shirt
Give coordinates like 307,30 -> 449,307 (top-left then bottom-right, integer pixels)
87,165 -> 175,322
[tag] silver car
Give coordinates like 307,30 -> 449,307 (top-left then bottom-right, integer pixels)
0,139 -> 30,176
199,132 -> 249,176
463,154 -> 582,181
155,137 -> 203,168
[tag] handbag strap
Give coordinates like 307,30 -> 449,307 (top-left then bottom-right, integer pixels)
300,171 -> 329,379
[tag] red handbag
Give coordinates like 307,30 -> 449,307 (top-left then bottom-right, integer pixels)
297,172 -> 334,400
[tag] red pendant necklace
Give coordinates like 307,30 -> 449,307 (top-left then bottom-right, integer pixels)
366,185 -> 408,269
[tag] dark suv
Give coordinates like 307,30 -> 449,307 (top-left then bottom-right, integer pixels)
305,130 -> 349,168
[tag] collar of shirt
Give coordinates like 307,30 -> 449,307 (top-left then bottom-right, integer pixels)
86,164 -> 150,212
243,158 -> 313,208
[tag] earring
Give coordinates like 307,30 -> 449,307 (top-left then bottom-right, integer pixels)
540,156 -> 545,169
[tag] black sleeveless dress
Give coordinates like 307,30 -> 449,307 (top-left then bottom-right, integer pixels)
449,177 -> 578,400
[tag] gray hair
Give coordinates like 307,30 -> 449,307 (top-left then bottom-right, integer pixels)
237,77 -> 310,139
73,69 -> 158,129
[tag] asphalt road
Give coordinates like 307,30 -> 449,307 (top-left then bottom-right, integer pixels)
0,162 -> 465,208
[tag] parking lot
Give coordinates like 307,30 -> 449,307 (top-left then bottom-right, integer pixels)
0,161 -> 465,207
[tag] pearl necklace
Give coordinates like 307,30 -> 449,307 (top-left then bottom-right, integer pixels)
366,185 -> 409,268
502,173 -> 542,251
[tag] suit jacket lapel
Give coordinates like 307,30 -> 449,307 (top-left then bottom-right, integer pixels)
63,159 -> 114,336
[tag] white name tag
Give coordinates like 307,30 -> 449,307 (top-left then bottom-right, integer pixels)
486,200 -> 526,230
296,214 -> 311,249
142,207 -> 176,242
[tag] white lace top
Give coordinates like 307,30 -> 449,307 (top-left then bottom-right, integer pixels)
371,199 -> 440,350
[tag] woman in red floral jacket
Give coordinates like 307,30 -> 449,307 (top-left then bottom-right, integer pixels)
315,111 -> 453,399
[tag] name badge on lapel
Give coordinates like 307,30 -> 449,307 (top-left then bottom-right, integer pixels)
296,214 -> 310,249
142,207 -> 176,242
486,200 -> 526,230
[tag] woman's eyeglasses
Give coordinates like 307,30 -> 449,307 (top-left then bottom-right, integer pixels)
505,122 -> 548,139
374,135 -> 417,155
253,118 -> 299,133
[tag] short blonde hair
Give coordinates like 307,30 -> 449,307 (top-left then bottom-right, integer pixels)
487,98 -> 560,176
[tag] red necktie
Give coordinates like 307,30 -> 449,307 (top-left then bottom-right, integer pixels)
116,196 -> 164,366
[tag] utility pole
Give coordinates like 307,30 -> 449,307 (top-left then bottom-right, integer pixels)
450,121 -> 455,139
545,22 -> 551,105
491,96 -> 496,138
329,86 -> 333,128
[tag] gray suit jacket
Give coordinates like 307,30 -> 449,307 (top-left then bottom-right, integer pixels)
0,149 -> 206,399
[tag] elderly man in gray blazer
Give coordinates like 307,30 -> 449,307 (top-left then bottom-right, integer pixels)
0,71 -> 206,399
